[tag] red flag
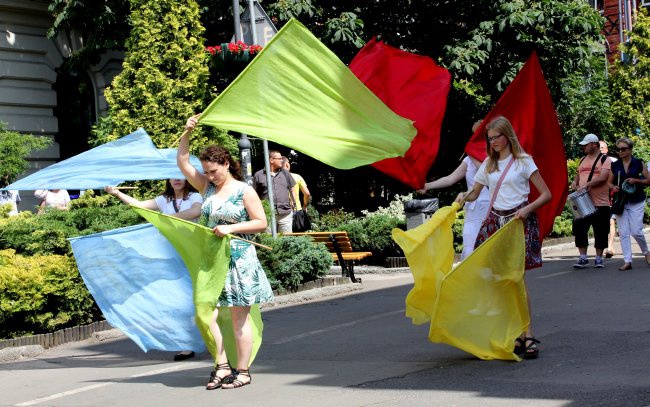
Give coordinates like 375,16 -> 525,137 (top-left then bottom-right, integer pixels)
464,52 -> 568,241
349,38 -> 451,189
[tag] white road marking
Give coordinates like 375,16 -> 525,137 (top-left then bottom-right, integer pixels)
270,309 -> 405,345
536,270 -> 575,279
17,364 -> 194,406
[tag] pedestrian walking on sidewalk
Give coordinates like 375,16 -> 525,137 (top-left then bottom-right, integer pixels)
607,137 -> 650,271
600,140 -> 618,258
571,133 -> 612,269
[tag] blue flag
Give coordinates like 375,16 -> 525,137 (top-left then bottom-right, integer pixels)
5,129 -> 203,190
68,224 -> 205,353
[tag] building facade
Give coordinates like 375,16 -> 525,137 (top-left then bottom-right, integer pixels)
0,0 -> 123,210
592,0 -> 649,62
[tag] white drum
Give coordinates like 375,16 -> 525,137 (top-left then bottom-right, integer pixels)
568,190 -> 596,219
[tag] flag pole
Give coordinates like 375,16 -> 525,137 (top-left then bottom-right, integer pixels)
228,234 -> 273,250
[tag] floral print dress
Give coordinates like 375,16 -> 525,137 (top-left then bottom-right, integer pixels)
201,181 -> 274,307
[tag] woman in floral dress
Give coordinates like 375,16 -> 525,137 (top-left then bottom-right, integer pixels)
178,114 -> 273,390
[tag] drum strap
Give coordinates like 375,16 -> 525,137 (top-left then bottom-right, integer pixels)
577,153 -> 606,185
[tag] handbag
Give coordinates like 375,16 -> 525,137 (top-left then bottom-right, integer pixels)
292,209 -> 311,232
611,192 -> 626,215
282,170 -> 311,232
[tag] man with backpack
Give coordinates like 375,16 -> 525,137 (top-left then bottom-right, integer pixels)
571,133 -> 612,269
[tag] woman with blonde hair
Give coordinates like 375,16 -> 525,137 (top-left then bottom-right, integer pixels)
455,115 -> 552,359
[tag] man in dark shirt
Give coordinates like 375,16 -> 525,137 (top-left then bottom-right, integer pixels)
252,150 -> 296,233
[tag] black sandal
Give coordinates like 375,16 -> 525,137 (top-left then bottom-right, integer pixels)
222,369 -> 251,389
514,337 -> 525,355
206,363 -> 233,390
523,337 -> 540,359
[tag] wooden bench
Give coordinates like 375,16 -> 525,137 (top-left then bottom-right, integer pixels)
283,231 -> 372,283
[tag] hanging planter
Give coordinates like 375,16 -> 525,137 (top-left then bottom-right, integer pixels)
205,41 -> 263,71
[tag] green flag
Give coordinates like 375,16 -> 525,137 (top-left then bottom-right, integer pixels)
199,19 -> 416,169
132,207 -> 264,366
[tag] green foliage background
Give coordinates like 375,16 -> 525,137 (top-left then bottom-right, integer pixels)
0,249 -> 100,338
610,8 -> 650,144
256,234 -> 332,290
0,123 -> 52,183
91,0 -> 237,157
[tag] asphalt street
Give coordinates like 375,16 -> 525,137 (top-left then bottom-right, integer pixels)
1,241 -> 650,407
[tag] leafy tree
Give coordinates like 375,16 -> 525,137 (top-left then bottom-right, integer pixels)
48,0 -> 609,211
0,122 -> 52,183
91,0 -> 236,155
557,48 -> 613,158
610,7 -> 650,145
47,0 -> 131,70
439,1 -> 605,142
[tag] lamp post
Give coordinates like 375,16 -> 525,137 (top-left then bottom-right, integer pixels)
232,0 -> 277,236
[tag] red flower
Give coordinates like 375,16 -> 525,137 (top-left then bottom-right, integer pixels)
248,45 -> 263,55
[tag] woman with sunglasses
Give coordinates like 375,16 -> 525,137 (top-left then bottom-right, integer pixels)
607,138 -> 650,271
455,115 -> 551,359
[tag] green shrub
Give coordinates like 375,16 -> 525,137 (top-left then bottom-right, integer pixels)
0,197 -> 143,256
312,207 -> 406,264
0,122 -> 52,182
0,249 -> 99,338
550,205 -> 574,238
452,210 -> 465,254
346,215 -> 406,263
313,208 -> 356,232
256,234 -> 332,291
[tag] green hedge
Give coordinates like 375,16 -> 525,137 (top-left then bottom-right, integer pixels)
0,249 -> 99,338
0,194 -> 142,256
256,234 -> 332,290
313,210 -> 406,264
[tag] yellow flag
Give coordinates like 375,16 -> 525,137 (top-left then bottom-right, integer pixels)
393,204 -> 529,361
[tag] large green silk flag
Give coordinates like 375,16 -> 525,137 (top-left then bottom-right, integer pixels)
199,19 -> 417,169
392,203 -> 529,361
132,207 -> 264,366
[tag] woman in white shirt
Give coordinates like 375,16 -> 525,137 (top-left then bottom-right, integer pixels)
104,179 -> 202,221
35,189 -> 70,211
105,178 -> 203,361
418,121 -> 490,260
455,116 -> 551,359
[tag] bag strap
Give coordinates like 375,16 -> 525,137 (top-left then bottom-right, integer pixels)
281,169 -> 296,211
487,156 -> 516,214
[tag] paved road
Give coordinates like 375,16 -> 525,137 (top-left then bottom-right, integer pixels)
2,243 -> 650,407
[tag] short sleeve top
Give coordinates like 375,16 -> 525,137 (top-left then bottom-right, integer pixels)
474,155 -> 538,211
154,192 -> 203,219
